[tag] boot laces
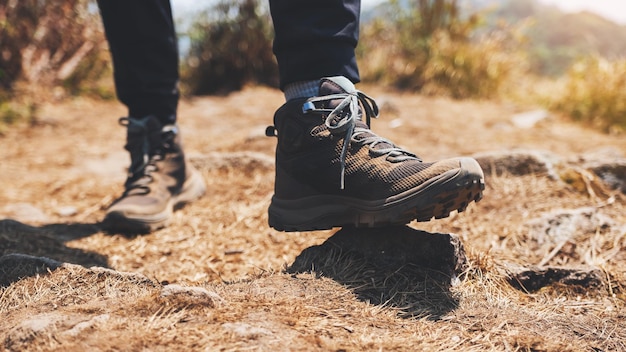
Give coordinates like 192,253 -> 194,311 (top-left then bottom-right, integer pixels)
304,91 -> 419,189
119,117 -> 176,195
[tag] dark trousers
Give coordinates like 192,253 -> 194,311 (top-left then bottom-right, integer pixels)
97,0 -> 361,123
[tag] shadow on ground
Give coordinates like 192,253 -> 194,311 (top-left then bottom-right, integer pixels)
288,225 -> 466,319
0,219 -> 108,287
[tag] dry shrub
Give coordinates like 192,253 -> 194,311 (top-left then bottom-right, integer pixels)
357,0 -> 466,90
422,26 -> 528,99
0,0 -> 108,96
181,0 -> 278,95
550,56 -> 626,133
0,99 -> 37,134
358,0 -> 527,99
0,0 -> 110,129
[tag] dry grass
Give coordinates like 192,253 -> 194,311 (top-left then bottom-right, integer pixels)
1,86 -> 625,351
549,57 -> 626,133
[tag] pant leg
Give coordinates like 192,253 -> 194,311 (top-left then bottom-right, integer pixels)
97,0 -> 179,124
269,0 -> 361,89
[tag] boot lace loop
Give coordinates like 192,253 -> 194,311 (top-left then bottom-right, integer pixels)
304,91 -> 419,189
119,117 -> 174,195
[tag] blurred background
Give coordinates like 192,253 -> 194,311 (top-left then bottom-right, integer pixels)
1,0 -> 625,133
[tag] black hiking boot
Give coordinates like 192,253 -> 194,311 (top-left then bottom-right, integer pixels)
266,76 -> 484,232
102,116 -> 206,233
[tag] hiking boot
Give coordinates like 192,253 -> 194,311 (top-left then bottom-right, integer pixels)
266,76 -> 484,232
102,116 -> 206,233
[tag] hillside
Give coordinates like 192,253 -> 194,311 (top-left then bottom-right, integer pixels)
364,0 -> 626,76
489,0 -> 626,75
1,87 -> 626,350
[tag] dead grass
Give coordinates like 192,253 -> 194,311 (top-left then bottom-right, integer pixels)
1,86 -> 625,351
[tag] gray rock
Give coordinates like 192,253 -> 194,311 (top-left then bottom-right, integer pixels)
0,253 -> 62,287
62,314 -> 111,337
525,207 -> 616,246
473,150 -> 559,178
1,203 -> 49,223
288,226 -> 466,317
511,109 -> 549,129
190,152 -> 274,173
507,265 -> 604,292
222,322 -> 273,338
585,160 -> 626,193
160,284 -> 224,308
56,206 -> 78,217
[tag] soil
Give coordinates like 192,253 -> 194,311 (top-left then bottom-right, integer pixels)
1,86 -> 625,351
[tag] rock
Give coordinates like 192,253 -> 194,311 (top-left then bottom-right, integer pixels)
222,322 -> 273,338
1,203 -> 49,223
511,109 -> 549,129
388,117 -> 404,129
86,265 -> 154,285
190,152 -> 274,174
523,207 -> 621,267
473,150 -> 559,178
0,219 -> 108,269
580,146 -> 625,161
507,266 -> 604,292
472,148 -> 626,195
56,206 -> 78,217
4,312 -> 66,350
585,160 -> 626,193
377,96 -> 400,117
557,166 -> 613,199
0,253 -> 62,287
566,147 -> 626,194
289,226 -> 467,279
288,226 -> 466,317
75,150 -> 127,178
525,207 -> 616,246
160,284 -> 224,308
62,314 -> 111,337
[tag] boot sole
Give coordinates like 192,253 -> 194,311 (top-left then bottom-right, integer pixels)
102,170 -> 206,234
268,157 -> 485,232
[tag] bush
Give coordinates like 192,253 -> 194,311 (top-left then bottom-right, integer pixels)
550,56 -> 626,133
0,0 -> 108,97
181,0 -> 278,95
0,0 -> 110,129
358,0 -> 528,99
422,24 -> 528,99
358,0 -> 466,90
0,99 -> 36,134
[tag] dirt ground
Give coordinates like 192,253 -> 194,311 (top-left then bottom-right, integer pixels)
1,86 -> 626,351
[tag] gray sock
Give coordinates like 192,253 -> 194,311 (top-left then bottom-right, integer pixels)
283,80 -> 319,101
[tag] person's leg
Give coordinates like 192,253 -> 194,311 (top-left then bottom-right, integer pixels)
270,0 -> 360,90
267,0 -> 484,231
98,0 -> 179,123
98,0 -> 205,233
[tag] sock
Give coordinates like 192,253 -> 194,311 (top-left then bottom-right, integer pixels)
283,80 -> 319,101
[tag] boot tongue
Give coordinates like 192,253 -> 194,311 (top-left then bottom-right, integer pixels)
318,77 -> 395,151
125,116 -> 164,175
318,76 -> 356,96
317,76 -> 359,127
126,116 -> 162,141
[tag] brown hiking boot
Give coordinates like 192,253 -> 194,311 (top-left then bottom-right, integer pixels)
266,76 -> 484,232
102,116 -> 206,233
